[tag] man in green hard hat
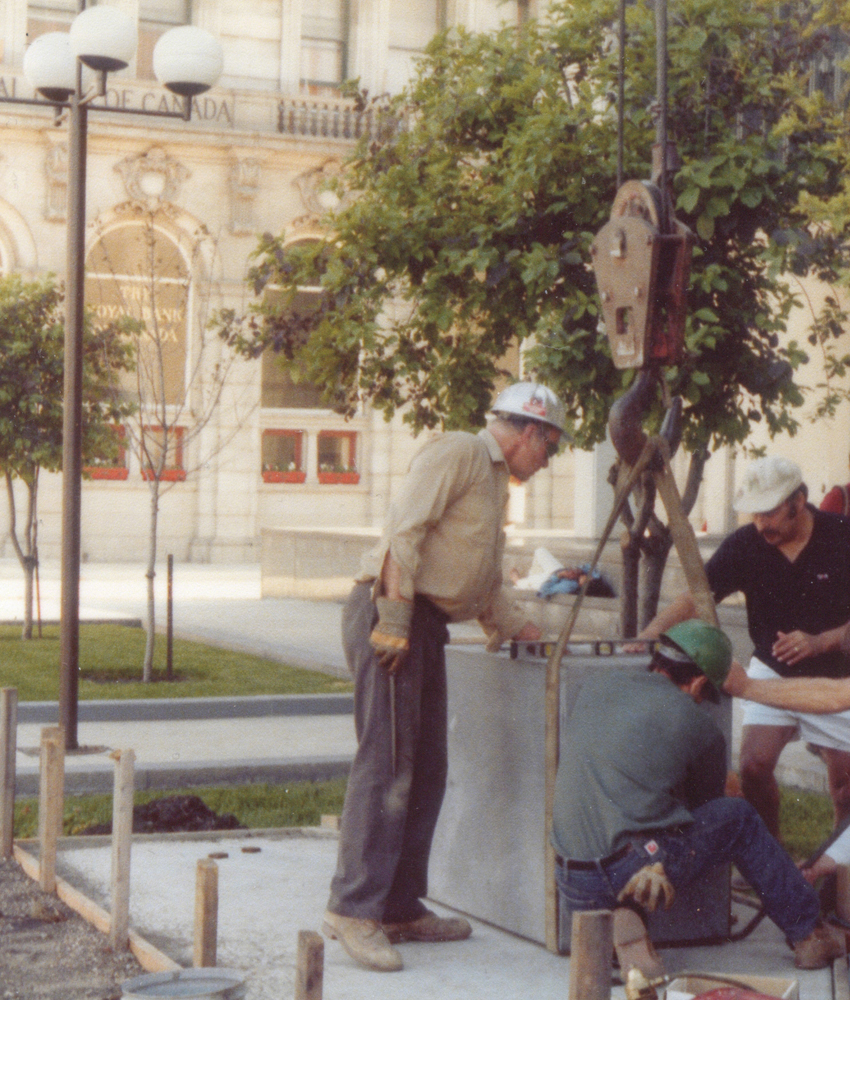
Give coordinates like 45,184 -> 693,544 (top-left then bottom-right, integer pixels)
552,620 -> 843,981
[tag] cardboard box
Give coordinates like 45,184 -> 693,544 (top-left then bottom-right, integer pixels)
665,973 -> 799,1000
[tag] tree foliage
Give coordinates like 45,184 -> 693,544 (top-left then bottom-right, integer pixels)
0,273 -> 136,637
218,0 -> 850,455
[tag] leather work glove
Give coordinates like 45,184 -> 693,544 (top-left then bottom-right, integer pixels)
369,597 -> 413,673
618,862 -> 676,912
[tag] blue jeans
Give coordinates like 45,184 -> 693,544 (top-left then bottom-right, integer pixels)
555,797 -> 820,943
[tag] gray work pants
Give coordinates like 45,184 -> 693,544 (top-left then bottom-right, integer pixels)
327,581 -> 449,922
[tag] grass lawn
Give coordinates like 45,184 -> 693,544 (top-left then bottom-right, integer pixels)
14,779 -> 349,838
0,623 -> 350,701
13,781 -> 834,862
778,786 -> 834,861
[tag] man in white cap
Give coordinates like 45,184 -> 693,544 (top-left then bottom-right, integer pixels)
324,382 -> 568,971
639,454 -> 850,840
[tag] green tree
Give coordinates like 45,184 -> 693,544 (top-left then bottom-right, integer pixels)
217,0 -> 850,632
0,274 -> 136,639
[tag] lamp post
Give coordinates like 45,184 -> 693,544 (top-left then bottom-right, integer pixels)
16,4 -> 223,750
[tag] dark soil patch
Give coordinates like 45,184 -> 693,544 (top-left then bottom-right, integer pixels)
80,794 -> 246,835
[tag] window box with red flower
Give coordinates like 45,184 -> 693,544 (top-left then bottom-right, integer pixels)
261,430 -> 305,482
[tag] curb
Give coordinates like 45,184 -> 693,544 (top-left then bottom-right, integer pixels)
18,692 -> 354,724
15,755 -> 353,798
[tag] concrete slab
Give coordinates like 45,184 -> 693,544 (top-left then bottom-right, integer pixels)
48,829 -> 845,1001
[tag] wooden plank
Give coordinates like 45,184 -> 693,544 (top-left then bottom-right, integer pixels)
544,443 -> 657,953
0,688 -> 17,859
38,726 -> 64,894
109,749 -> 135,951
295,930 -> 324,1000
654,444 -> 718,625
568,910 -> 613,1000
193,858 -> 219,968
836,863 -> 850,922
13,844 -> 181,974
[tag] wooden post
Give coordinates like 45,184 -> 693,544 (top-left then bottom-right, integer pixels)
295,930 -> 324,1000
109,749 -> 135,951
568,910 -> 613,1000
166,553 -> 174,682
837,864 -> 850,924
1,688 -> 17,859
193,858 -> 219,967
38,726 -> 64,894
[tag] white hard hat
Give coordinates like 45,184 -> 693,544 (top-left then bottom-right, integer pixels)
491,382 -> 568,437
733,455 -> 803,513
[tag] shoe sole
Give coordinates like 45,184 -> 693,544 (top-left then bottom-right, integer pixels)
384,926 -> 472,944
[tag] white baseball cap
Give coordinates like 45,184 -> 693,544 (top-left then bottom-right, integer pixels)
733,455 -> 803,514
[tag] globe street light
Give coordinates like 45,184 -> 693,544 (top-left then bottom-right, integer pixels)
18,4 -> 223,751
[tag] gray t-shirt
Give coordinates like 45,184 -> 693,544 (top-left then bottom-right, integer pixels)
552,669 -> 726,861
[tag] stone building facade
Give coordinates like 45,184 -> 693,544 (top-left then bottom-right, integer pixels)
0,0 -> 847,571
0,0 -> 582,567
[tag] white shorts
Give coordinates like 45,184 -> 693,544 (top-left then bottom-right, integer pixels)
741,658 -> 850,753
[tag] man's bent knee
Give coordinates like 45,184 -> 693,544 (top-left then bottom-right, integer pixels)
740,724 -> 796,777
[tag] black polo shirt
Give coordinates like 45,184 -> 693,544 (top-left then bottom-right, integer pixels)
706,506 -> 850,678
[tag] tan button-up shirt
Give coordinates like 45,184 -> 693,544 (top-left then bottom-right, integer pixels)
358,428 -> 529,641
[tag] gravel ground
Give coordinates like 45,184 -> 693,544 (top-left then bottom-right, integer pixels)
0,858 -> 141,1000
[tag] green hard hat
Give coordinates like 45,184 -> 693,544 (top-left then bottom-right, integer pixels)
661,619 -> 733,694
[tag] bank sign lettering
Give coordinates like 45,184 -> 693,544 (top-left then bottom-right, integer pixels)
0,77 -> 234,127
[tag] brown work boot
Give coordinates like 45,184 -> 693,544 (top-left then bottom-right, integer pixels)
613,906 -> 665,981
323,911 -> 403,971
382,910 -> 473,944
793,922 -> 845,970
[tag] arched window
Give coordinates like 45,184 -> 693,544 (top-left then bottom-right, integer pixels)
85,217 -> 190,405
261,240 -> 326,410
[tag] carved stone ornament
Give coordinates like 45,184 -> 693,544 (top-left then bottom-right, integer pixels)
44,139 -> 68,222
115,146 -> 190,210
229,157 -> 262,235
292,158 -> 345,228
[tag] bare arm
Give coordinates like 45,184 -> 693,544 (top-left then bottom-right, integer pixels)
636,592 -> 697,641
723,660 -> 850,714
380,551 -> 411,604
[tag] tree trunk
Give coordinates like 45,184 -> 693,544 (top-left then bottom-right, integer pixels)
639,524 -> 673,632
5,470 -> 39,640
615,445 -> 710,636
620,535 -> 641,638
143,480 -> 160,683
617,468 -> 656,639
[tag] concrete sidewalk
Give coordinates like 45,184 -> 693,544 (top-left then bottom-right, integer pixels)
3,558 -> 847,1000
3,558 -> 359,794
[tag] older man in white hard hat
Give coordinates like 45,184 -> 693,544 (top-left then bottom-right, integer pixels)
324,382 -> 568,972
639,454 -> 850,841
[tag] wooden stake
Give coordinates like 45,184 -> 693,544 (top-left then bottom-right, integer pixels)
568,910 -> 613,1000
38,726 -> 64,894
0,688 -> 17,859
837,864 -> 850,924
193,858 -> 219,968
295,930 -> 324,1000
109,748 -> 135,951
